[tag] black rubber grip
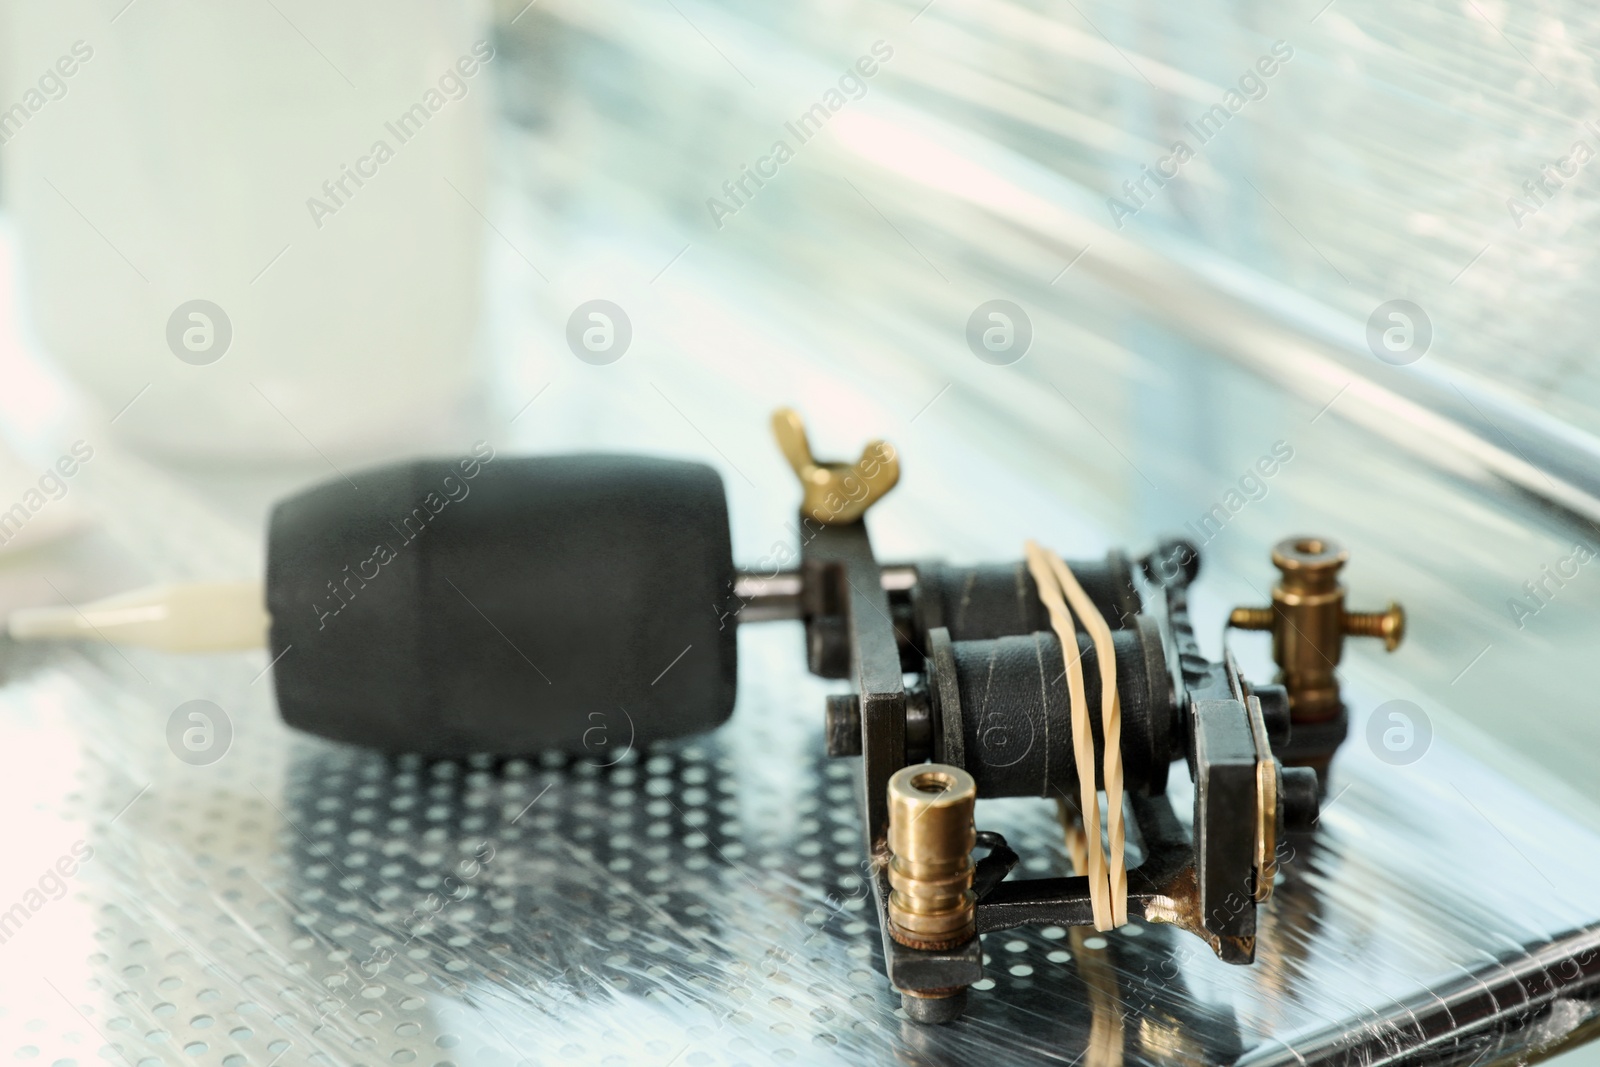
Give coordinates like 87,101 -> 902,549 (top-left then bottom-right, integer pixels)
265,452 -> 737,757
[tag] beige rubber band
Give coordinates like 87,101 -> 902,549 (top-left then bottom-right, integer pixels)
1055,795 -> 1089,876
1045,548 -> 1128,928
1024,541 -> 1113,930
1025,540 -> 1128,930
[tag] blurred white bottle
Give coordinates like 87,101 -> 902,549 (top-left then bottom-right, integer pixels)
0,0 -> 492,464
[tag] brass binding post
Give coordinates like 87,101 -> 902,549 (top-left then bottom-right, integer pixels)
885,764 -> 978,1019
1229,536 -> 1405,770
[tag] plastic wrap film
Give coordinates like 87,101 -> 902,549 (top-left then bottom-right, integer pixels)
503,0 -> 1600,422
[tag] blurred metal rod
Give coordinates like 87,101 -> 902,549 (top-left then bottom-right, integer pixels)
1235,924 -> 1600,1067
732,565 -> 917,623
732,570 -> 805,623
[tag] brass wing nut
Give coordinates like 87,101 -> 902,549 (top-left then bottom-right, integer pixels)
1228,536 -> 1405,724
771,407 -> 899,525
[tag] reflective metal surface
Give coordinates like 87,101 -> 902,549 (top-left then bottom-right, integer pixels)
4,0 -> 1600,1063
1,465 -> 1598,1065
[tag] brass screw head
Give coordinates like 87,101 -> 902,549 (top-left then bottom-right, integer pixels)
1270,536 -> 1349,592
1347,600 -> 1406,652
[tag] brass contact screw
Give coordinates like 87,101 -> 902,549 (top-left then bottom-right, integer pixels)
886,764 -> 977,951
1343,607 -> 1405,646
1229,536 -> 1405,723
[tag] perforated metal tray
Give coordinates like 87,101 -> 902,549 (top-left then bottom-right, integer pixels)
3,583 -> 1599,1067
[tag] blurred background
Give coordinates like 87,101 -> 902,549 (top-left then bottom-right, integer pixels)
1,0 -> 1599,1064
